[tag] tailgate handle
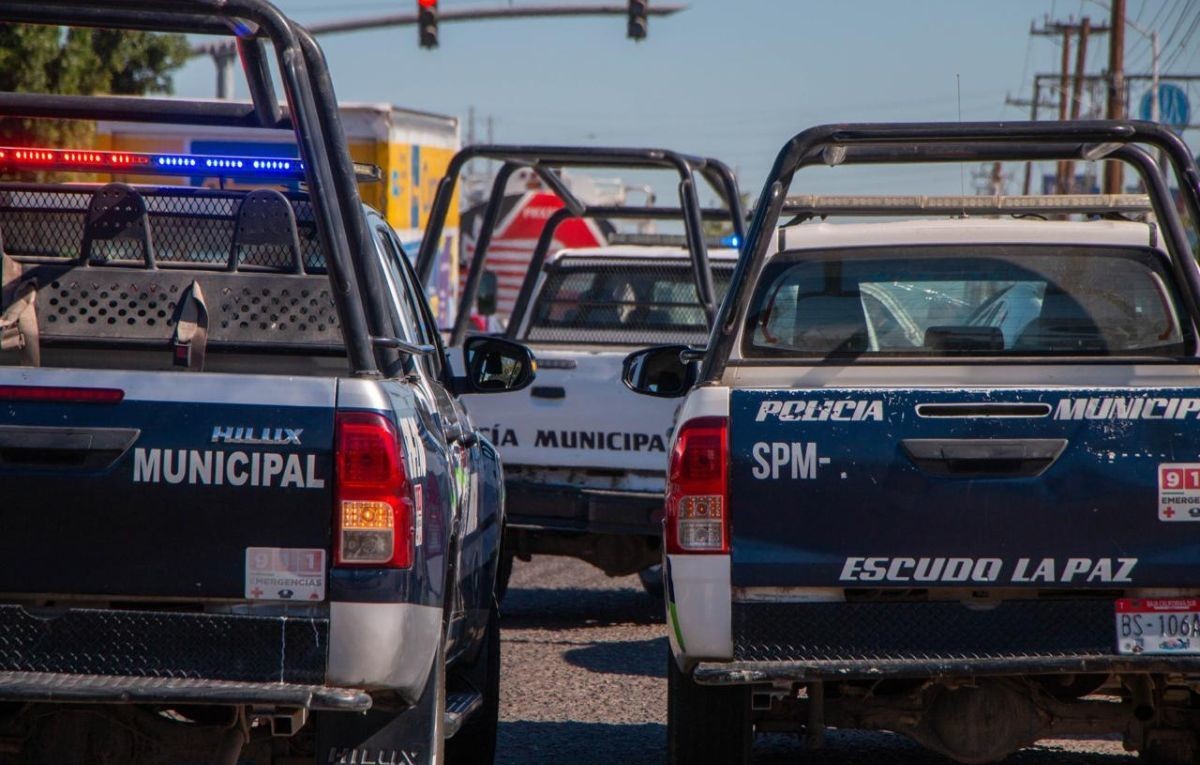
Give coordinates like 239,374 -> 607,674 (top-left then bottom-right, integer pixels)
530,386 -> 566,400
0,425 -> 140,470
901,438 -> 1067,478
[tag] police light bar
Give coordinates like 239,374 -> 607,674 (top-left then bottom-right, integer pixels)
0,146 -> 307,179
783,194 -> 1154,217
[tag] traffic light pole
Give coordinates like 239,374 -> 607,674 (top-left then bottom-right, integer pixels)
195,2 -> 687,94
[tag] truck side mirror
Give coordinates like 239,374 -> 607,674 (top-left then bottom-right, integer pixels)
622,345 -> 698,398
476,270 -> 498,317
461,336 -> 536,394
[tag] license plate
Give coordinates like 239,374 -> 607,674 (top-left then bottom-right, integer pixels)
1116,598 -> 1200,655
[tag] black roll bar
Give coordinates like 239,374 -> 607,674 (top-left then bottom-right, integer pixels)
450,163 -> 521,345
416,145 -> 746,344
0,0 -> 382,377
702,121 -> 1200,383
0,92 -> 292,130
498,205 -> 737,346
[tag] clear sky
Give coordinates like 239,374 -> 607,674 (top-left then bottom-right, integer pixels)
172,0 -> 1200,201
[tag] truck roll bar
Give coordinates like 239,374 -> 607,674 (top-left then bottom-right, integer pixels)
415,145 -> 747,343
489,204 -> 737,347
701,121 -> 1200,384
0,0 -> 385,378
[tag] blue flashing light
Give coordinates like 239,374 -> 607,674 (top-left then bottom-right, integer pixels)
0,145 -> 307,179
719,233 -> 741,249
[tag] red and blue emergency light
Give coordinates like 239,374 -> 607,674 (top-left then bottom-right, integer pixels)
0,146 -> 306,179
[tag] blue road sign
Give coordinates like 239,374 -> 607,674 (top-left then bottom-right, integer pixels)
1139,83 -> 1191,132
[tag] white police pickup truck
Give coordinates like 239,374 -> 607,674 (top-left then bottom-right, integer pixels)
415,145 -> 747,592
622,121 -> 1200,765
471,244 -> 736,588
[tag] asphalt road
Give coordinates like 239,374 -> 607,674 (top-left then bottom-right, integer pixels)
496,555 -> 1137,765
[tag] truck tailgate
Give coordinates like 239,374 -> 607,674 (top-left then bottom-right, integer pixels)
730,385 -> 1200,589
0,368 -> 335,599
465,347 -> 675,472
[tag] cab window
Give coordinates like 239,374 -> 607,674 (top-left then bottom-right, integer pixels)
744,245 -> 1187,358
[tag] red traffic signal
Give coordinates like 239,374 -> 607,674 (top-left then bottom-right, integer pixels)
417,0 -> 438,48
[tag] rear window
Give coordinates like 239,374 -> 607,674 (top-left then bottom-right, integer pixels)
524,259 -> 732,345
744,245 -> 1188,358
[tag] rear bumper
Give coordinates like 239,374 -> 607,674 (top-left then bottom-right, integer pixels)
695,656 -> 1200,685
0,605 -> 326,684
0,671 -> 370,711
0,602 -> 442,707
695,599 -> 1200,684
505,478 -> 662,536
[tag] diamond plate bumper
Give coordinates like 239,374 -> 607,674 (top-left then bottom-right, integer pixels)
0,605 -> 326,684
699,598 -> 1200,684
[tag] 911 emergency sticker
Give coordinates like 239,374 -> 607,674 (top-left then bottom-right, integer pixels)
1158,464 -> 1200,521
245,547 -> 325,601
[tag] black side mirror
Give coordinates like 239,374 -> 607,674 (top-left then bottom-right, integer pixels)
622,344 -> 698,398
461,336 -> 536,394
476,270 -> 498,317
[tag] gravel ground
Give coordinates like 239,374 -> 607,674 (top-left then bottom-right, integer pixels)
496,555 -> 1137,765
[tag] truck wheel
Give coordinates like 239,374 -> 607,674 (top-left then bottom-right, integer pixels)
446,598 -> 500,765
667,650 -> 751,765
638,564 -> 664,600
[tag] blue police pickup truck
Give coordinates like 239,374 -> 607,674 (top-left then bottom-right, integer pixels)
0,4 -> 532,765
624,122 -> 1200,764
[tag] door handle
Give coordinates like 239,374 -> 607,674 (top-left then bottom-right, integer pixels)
0,425 -> 139,470
901,438 -> 1067,478
530,386 -> 566,400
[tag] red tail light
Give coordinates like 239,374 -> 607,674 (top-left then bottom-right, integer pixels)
334,412 -> 414,568
665,416 -> 729,555
0,385 -> 123,404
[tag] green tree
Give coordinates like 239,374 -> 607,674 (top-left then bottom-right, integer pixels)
0,25 -> 190,148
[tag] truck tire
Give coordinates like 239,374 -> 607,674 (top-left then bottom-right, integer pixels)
667,650 -> 751,765
638,564 -> 664,600
447,599 -> 501,765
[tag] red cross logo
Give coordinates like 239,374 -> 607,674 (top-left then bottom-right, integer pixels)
250,587 -> 264,597
1163,507 -> 1176,519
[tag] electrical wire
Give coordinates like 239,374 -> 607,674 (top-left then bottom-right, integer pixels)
1162,6 -> 1200,72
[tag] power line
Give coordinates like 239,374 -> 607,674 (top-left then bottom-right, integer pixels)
1162,5 -> 1200,71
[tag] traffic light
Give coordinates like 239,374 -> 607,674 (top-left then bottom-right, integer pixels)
627,0 -> 648,40
417,0 -> 438,49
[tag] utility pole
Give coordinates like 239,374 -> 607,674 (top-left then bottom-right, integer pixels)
1105,0 -> 1126,193
1028,17 -> 1111,194
1056,25 -> 1071,192
1006,83 -> 1057,194
1062,17 -> 1091,192
466,106 -> 477,185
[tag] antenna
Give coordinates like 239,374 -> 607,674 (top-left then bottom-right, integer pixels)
957,74 -> 966,215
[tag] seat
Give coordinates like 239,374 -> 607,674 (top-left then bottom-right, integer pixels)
786,294 -> 869,353
80,183 -> 154,266
228,189 -> 303,273
1013,288 -> 1107,352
